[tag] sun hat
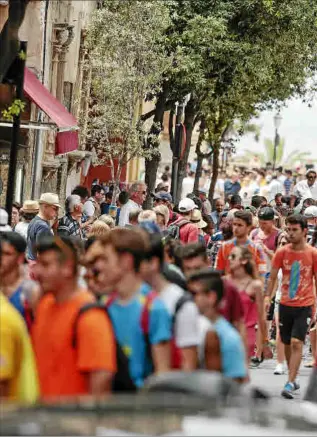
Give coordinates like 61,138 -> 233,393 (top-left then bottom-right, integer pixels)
178,198 -> 198,213
0,208 -> 12,232
304,205 -> 317,218
191,209 -> 207,229
21,200 -> 39,213
38,193 -> 61,208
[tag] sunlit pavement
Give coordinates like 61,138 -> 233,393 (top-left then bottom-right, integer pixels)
250,359 -> 311,400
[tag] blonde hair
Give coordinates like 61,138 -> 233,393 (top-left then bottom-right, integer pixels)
153,204 -> 169,227
88,220 -> 110,238
138,210 -> 157,223
99,214 -> 115,229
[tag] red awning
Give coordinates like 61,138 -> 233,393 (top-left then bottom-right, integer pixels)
24,67 -> 78,154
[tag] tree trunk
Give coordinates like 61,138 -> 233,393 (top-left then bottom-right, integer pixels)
194,155 -> 203,195
208,142 -> 220,204
175,98 -> 196,204
193,118 -> 206,195
143,88 -> 167,209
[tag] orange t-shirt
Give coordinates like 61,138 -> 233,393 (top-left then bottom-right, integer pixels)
272,244 -> 317,307
215,238 -> 266,277
32,292 -> 116,399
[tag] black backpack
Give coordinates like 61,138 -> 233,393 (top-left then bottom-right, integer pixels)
72,302 -> 137,393
167,219 -> 190,240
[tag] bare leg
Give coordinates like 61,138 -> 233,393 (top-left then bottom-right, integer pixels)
275,311 -> 285,364
311,329 -> 316,364
284,344 -> 291,369
288,338 -> 303,383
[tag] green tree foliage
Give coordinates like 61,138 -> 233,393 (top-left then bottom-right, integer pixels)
86,0 -> 170,200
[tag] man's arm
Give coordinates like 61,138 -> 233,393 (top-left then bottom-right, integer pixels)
215,244 -> 225,272
77,309 -> 116,394
179,346 -> 198,371
149,299 -> 172,373
204,330 -> 221,372
151,342 -> 171,373
88,370 -> 113,395
265,267 -> 279,312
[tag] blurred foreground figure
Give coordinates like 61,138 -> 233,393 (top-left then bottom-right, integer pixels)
32,236 -> 116,399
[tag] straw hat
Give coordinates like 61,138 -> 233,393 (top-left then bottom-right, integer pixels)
191,209 -> 207,229
21,200 -> 39,213
38,193 -> 61,208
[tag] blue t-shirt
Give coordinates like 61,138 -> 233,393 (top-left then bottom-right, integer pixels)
26,215 -> 52,260
214,317 -> 247,379
108,288 -> 172,387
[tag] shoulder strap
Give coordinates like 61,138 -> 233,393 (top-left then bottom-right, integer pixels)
72,302 -> 106,348
172,293 -> 193,325
140,290 -> 158,335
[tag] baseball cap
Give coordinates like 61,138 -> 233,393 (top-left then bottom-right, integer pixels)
304,205 -> 317,218
258,207 -> 275,221
198,187 -> 208,194
152,191 -> 173,203
38,193 -> 61,208
178,198 -> 198,213
0,208 -> 12,232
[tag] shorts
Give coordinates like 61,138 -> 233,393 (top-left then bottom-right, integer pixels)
279,304 -> 312,345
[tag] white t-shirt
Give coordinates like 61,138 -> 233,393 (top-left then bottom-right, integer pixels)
118,199 -> 141,227
15,221 -> 29,240
160,283 -> 200,349
181,176 -> 195,199
293,180 -> 317,201
83,197 -> 96,217
268,179 -> 283,202
197,315 -> 213,368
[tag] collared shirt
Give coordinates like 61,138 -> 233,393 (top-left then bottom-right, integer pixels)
293,180 -> 317,201
57,213 -> 83,239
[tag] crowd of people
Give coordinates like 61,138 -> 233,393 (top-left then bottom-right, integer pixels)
0,164 -> 316,404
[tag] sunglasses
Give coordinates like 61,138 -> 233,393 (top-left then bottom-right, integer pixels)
91,267 -> 102,279
307,176 -> 316,180
138,191 -> 147,195
228,253 -> 237,260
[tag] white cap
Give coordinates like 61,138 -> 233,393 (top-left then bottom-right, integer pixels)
178,198 -> 198,213
304,205 -> 317,218
0,208 -> 12,232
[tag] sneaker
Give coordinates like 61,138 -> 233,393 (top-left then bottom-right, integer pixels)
281,382 -> 295,399
250,357 -> 261,368
293,380 -> 300,392
274,363 -> 285,375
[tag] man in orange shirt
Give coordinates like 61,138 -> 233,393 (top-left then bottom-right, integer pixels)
215,210 -> 266,277
266,214 -> 317,400
32,236 -> 116,399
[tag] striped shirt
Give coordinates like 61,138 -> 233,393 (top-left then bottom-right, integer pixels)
57,213 -> 83,239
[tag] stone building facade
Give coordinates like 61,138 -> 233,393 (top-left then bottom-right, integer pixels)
0,0 -> 97,207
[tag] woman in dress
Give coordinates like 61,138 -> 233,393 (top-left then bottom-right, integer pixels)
228,246 -> 272,361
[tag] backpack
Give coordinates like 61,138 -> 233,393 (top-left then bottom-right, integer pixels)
167,219 -> 190,240
170,292 -> 195,369
72,291 -> 158,393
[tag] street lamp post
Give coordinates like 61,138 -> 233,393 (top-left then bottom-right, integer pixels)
273,113 -> 282,171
